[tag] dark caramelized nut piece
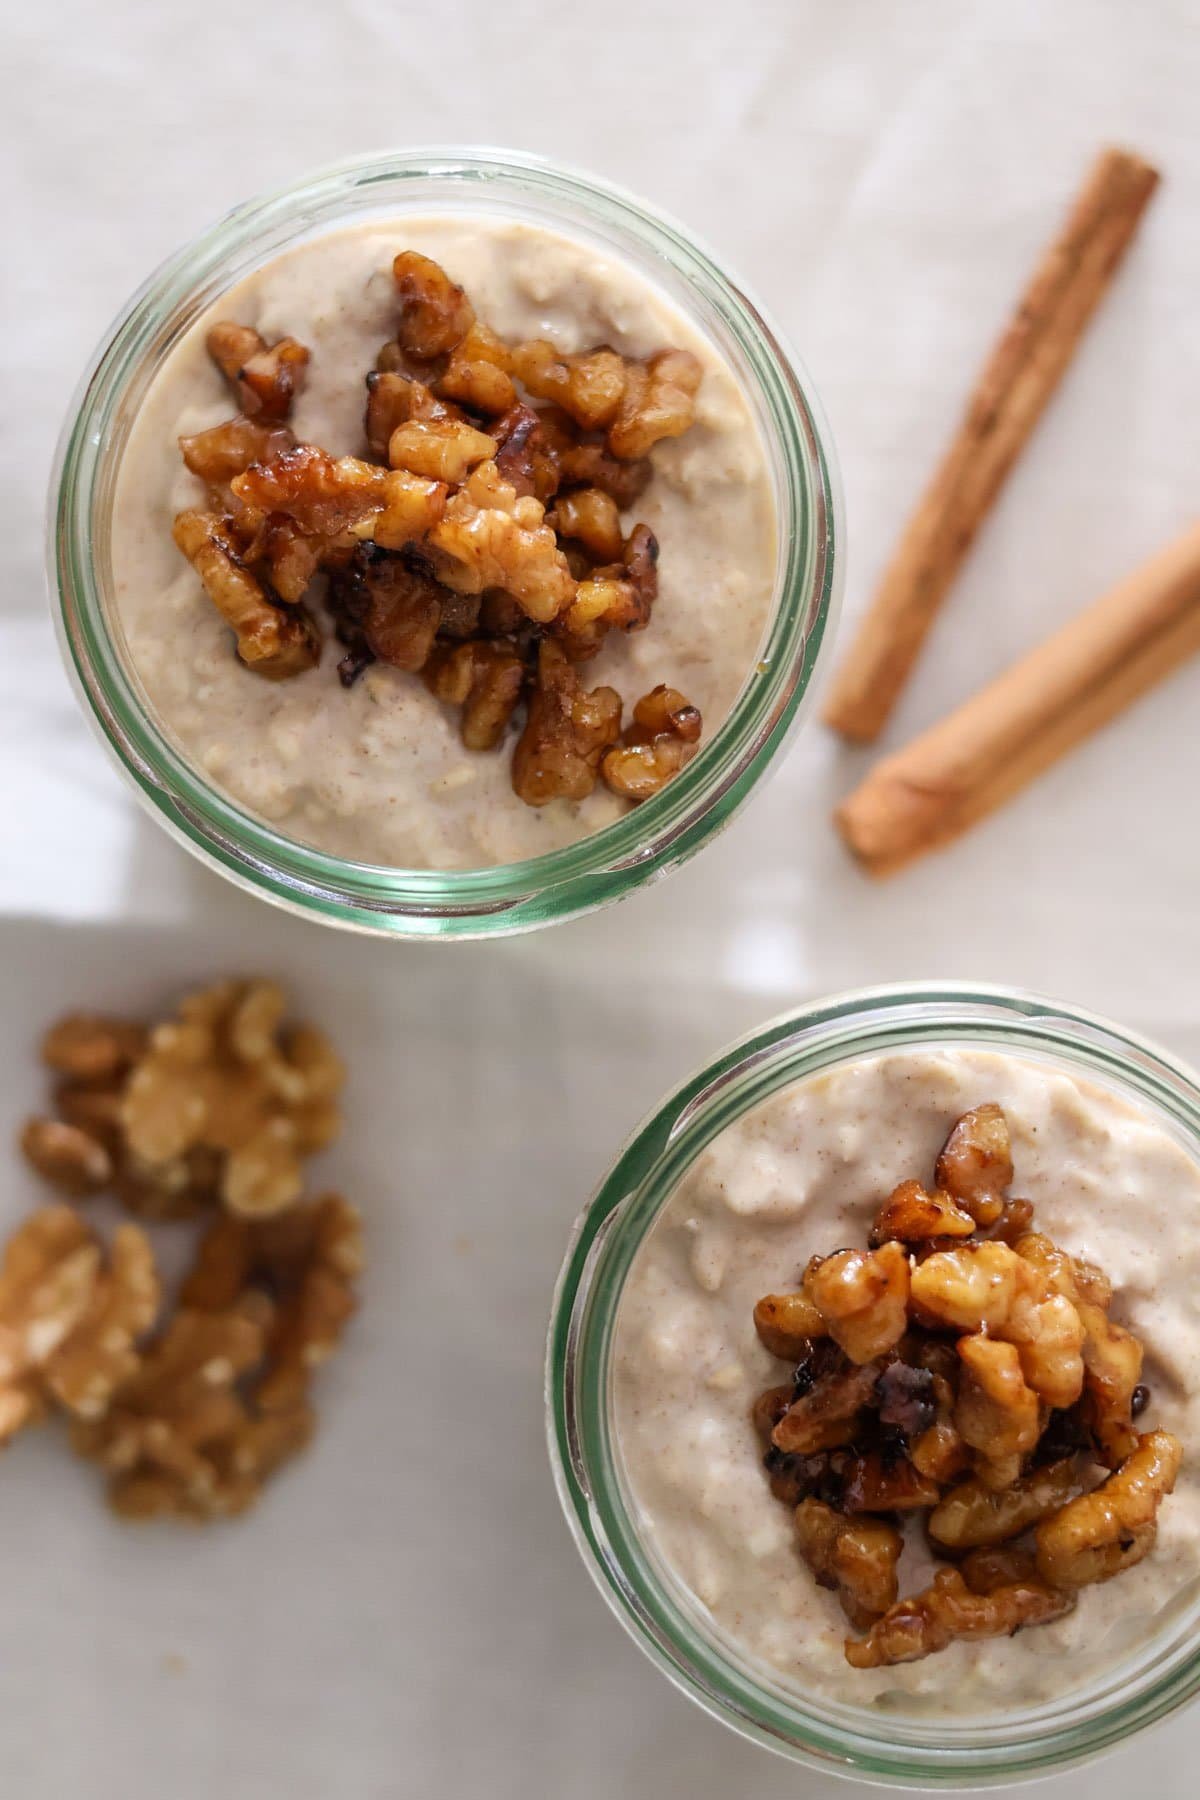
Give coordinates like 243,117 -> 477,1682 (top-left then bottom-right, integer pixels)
935,1103 -> 1013,1227
492,404 -> 562,503
751,1384 -> 794,1444
1079,1301 -> 1144,1468
425,639 -> 525,751
986,1196 -> 1037,1246
327,545 -> 444,674
607,348 -> 702,458
172,510 -> 321,680
426,461 -> 575,624
364,371 -> 464,461
844,1566 -> 1073,1669
510,341 -> 626,430
440,323 -> 518,416
1036,1430 -> 1181,1587
802,1242 -> 910,1365
842,1452 -> 941,1515
871,1179 -> 976,1245
959,1545 -> 1040,1594
795,1499 -> 902,1631
207,322 -> 264,388
550,488 -> 624,564
600,681 -> 702,803
206,324 -> 309,422
559,523 -> 660,660
511,642 -> 621,805
558,436 -> 653,508
179,418 -> 295,487
929,1460 -> 1080,1550
875,1362 -> 937,1438
392,251 -> 475,358
771,1358 -> 880,1456
233,445 -> 389,536
753,1291 -> 827,1360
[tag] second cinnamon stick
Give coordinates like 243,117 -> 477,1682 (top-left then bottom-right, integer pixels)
825,146 -> 1161,742
835,522 -> 1200,877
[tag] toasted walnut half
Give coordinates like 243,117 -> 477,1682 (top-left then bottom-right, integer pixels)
511,641 -> 622,804
1036,1430 -> 1181,1588
935,1103 -> 1013,1227
510,340 -> 627,431
424,639 -> 527,752
771,1356 -> 880,1456
171,511 -> 321,680
206,323 -> 309,422
844,1565 -> 1073,1669
607,348 -> 702,459
392,251 -> 475,358
928,1459 -> 1081,1550
802,1242 -> 910,1366
796,1498 -> 902,1631
871,1180 -> 976,1245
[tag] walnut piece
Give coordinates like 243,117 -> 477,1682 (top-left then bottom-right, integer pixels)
326,544 -> 444,677
440,323 -> 518,416
424,639 -> 526,751
600,682 -> 702,803
549,487 -> 624,564
388,417 -> 498,485
426,460 -> 576,624
871,1180 -> 975,1244
795,1499 -> 902,1631
172,510 -> 321,679
511,641 -> 622,805
392,250 -> 475,358
803,1243 -> 910,1365
935,1103 -> 1013,1227
772,1356 -> 880,1456
844,1566 -> 1074,1669
492,404 -> 562,504
955,1334 -> 1041,1490
607,348 -> 702,459
752,1290 -> 827,1360
19,1117 -> 112,1196
206,323 -> 309,422
510,340 -> 627,431
121,980 -> 343,1219
928,1459 -> 1080,1550
42,1224 -> 160,1420
1035,1431 -> 1182,1587
180,417 -> 296,488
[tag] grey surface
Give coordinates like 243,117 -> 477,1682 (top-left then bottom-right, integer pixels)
3,0 -> 1200,1794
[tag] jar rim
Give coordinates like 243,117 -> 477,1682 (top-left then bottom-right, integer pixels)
48,144 -> 842,939
546,982 -> 1200,1787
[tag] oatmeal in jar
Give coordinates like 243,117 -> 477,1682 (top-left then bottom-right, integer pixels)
110,217 -> 776,869
612,1049 -> 1200,1712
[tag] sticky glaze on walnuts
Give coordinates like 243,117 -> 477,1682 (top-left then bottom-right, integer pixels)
172,250 -> 707,809
750,1102 -> 1181,1667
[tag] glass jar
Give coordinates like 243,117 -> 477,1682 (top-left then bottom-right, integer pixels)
48,147 -> 841,939
547,983 -> 1200,1787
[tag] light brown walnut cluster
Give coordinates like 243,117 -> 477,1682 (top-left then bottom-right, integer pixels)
750,1102 -> 1180,1667
171,249 -> 707,808
10,987 -> 361,1522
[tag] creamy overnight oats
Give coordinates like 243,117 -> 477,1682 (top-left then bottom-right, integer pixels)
610,1048 -> 1200,1714
110,215 -> 776,869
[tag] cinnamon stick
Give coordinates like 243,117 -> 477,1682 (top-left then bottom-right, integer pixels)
824,146 -> 1161,743
835,522 -> 1200,877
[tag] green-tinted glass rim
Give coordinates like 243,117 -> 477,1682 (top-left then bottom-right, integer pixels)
546,983 -> 1200,1786
48,145 -> 841,939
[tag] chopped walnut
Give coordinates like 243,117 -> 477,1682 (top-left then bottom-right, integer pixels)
0,1206 -> 102,1440
549,488 -> 624,564
440,322 -> 518,415
364,370 -> 465,460
910,1242 -> 1038,1334
557,436 -> 653,508
206,323 -> 309,422
928,1460 -> 1080,1550
802,1243 -> 910,1365
955,1334 -> 1041,1490
1079,1302 -> 1145,1469
426,460 -> 576,624
1036,1430 -> 1181,1587
42,1224 -> 160,1420
326,544 -> 444,676
121,980 -> 344,1219
558,522 -> 660,662
511,641 -> 622,804
510,340 -> 627,431
959,1544 -> 1041,1595
844,1565 -> 1074,1669
19,1117 -> 113,1197
841,1452 -> 941,1514
179,417 -> 296,488
871,1180 -> 975,1245
41,1013 -> 146,1086
935,1103 -> 1013,1227
424,638 -> 526,751
607,348 -> 702,459
392,250 -> 475,358
752,1290 -> 827,1360
172,510 -> 321,679
772,1356 -> 880,1456
492,404 -> 562,504
388,417 -> 498,485
795,1499 -> 902,1631
600,681 -> 702,802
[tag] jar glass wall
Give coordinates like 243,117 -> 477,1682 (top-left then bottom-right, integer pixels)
547,984 -> 1200,1787
49,147 -> 841,939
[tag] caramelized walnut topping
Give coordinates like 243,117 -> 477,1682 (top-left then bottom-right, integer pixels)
391,250 -> 475,358
600,681 -> 701,802
1036,1431 -> 1181,1587
510,341 -> 626,430
424,639 -> 526,752
749,1099 -> 1181,1667
206,324 -> 309,422
511,641 -> 621,804
388,417 -> 498,485
326,544 -> 444,675
364,370 -> 464,461
425,460 -> 576,623
492,404 -> 562,503
171,510 -> 321,679
549,488 -> 624,564
180,417 -> 295,488
557,436 -> 652,508
607,348 -> 702,458
844,1566 -> 1074,1669
440,323 -> 518,416
795,1499 -> 902,1631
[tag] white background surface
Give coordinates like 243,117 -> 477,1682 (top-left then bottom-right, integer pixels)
3,1 -> 1199,1795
